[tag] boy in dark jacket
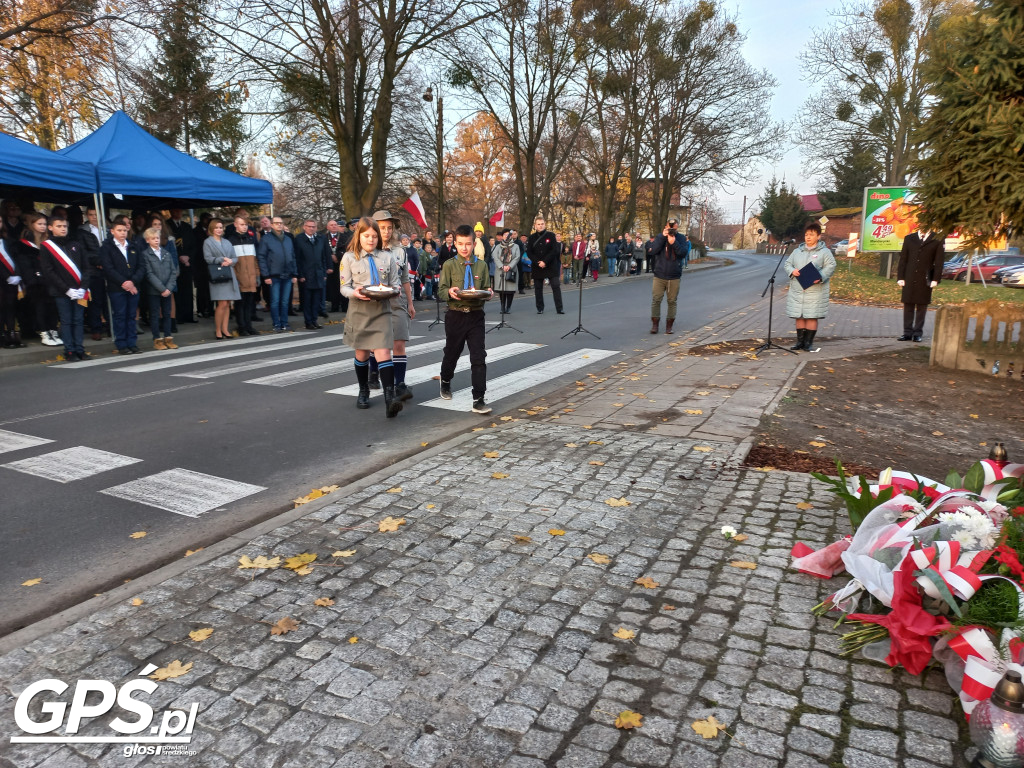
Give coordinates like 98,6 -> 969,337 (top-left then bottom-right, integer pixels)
99,220 -> 146,353
40,215 -> 92,360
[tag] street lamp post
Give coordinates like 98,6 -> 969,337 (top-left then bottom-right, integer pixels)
423,86 -> 444,233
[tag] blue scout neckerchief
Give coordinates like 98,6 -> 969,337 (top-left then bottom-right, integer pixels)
366,251 -> 381,285
462,253 -> 477,290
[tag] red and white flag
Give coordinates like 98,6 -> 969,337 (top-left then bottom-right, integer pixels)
489,204 -> 505,228
402,191 -> 428,230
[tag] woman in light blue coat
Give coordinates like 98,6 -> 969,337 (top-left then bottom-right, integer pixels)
784,221 -> 836,351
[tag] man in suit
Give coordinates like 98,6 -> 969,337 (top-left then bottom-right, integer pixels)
168,209 -> 198,324
99,220 -> 146,354
78,207 -> 107,340
324,218 -> 347,314
897,228 -> 945,342
294,218 -> 330,329
526,215 -> 564,314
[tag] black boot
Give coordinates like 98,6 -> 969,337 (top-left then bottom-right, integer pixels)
803,329 -> 817,351
357,389 -> 371,409
790,329 -> 805,351
368,369 -> 380,390
354,359 -> 371,408
383,387 -> 403,418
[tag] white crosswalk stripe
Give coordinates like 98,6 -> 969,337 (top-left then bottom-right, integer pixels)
99,468 -> 266,518
0,429 -> 55,455
325,342 -> 544,397
420,348 -> 618,411
173,347 -> 349,379
108,335 -> 342,373
245,338 -> 448,387
3,446 -> 141,483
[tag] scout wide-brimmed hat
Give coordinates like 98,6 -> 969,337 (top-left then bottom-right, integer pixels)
372,209 -> 400,224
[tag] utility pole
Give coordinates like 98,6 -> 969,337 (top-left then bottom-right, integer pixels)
423,86 -> 445,233
740,195 -> 747,249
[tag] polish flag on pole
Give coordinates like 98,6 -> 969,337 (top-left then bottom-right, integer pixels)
488,203 -> 505,228
402,191 -> 428,229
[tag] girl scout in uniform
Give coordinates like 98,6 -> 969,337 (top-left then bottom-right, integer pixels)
366,210 -> 416,400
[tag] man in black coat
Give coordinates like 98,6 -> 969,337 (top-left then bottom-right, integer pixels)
78,207 -> 107,339
168,209 -> 198,323
294,218 -> 331,329
99,220 -> 146,354
39,215 -> 92,360
648,218 -> 687,334
526,215 -> 563,314
324,219 -> 348,313
896,229 -> 944,342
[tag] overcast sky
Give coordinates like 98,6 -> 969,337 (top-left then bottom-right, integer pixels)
716,0 -> 839,221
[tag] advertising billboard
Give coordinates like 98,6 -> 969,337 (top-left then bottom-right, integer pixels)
860,186 -> 919,252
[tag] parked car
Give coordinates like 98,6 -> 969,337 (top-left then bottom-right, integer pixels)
832,239 -> 850,256
942,253 -> 1024,282
992,264 -> 1024,283
1004,270 -> 1024,289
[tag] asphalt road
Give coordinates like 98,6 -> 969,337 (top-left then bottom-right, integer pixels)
0,250 -> 775,635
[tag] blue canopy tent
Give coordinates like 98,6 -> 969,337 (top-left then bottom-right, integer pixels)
57,111 -> 274,210
0,132 -> 98,202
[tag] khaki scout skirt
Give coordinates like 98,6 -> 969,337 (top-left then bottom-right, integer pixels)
343,297 -> 394,350
391,299 -> 411,341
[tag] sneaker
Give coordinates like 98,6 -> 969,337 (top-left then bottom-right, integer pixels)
439,380 -> 452,400
40,331 -> 60,347
129,346 -> 141,354
471,398 -> 491,414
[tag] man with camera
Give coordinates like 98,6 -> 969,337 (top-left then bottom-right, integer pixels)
648,218 -> 687,334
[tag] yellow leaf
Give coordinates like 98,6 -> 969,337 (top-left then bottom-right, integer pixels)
613,403 -> 624,407
421,441 -> 429,446
131,598 -> 144,606
588,440 -> 604,445
587,553 -> 611,564
796,502 -> 813,510
283,553 -> 317,571
582,425 -> 592,429
932,431 -> 944,436
314,597 -> 335,607
270,617 -> 299,635
605,497 -> 631,507
684,409 -> 703,415
634,577 -> 659,589
809,385 -> 825,390
348,636 -> 359,644
238,555 -> 281,570
662,604 -> 676,611
483,451 -> 500,458
319,485 -> 340,493
565,443 -> 578,447
691,715 -> 727,739
332,550 -> 356,558
808,441 -> 826,448
970,414 -> 979,419
492,472 -> 510,479
21,578 -> 42,587
378,516 -> 406,533
693,446 -> 713,452
548,529 -> 566,536
696,390 -> 710,395
189,628 -> 213,642
130,531 -> 147,539
514,535 -> 533,543
732,534 -> 749,542
615,710 -> 644,729
426,504 -> 435,509
613,626 -> 636,640
589,461 -> 605,466
730,561 -> 758,570
149,660 -> 193,680
293,564 -> 314,576
500,416 -> 513,421
184,548 -> 203,557
386,487 -> 402,493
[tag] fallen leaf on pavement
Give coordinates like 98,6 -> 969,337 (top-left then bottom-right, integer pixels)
189,628 -> 213,642
808,441 -> 826,448
348,636 -> 359,644
564,442 -> 578,447
662,604 -> 676,611
283,553 -> 317,571
634,577 -> 659,589
184,548 -> 203,557
696,390 -> 710,395
730,561 -> 758,570
270,617 -> 299,636
421,441 -> 429,446
613,627 -> 636,640
796,502 -> 813,510
970,414 -> 979,419
932,431 -> 944,436
130,531 -> 147,539
587,553 -> 611,564
150,660 -> 193,680
693,446 -> 713,452
131,598 -> 143,606
513,535 -> 532,543
293,488 -> 324,505
691,715 -> 726,739
21,578 -> 41,586
582,425 -> 592,429
386,487 -> 402,493
332,550 -> 356,558
378,517 -> 406,533
589,460 -> 605,466
314,597 -> 335,607
548,529 -> 566,536
238,555 -> 281,570
492,472 -> 510,479
500,416 -> 513,421
615,710 -> 644,729
732,534 -> 749,542
483,451 -> 500,458
293,565 -> 314,576
589,440 -> 604,445
684,409 -> 703,415
613,403 -> 624,407
605,497 -> 631,507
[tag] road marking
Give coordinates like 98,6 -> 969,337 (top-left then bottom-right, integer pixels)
99,468 -> 266,518
109,335 -> 342,373
2,446 -> 141,483
245,339 -> 448,387
0,383 -> 213,426
420,348 -> 618,410
173,348 -> 349,379
325,342 -> 544,397
0,429 -> 54,455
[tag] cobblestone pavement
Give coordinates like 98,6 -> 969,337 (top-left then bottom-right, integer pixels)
0,327 -> 972,768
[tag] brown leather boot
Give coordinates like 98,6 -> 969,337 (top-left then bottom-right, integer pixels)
650,318 -> 659,334
665,318 -> 674,334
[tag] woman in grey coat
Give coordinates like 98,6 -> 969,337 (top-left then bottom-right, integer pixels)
203,219 -> 241,340
784,221 -> 837,351
492,230 -> 520,313
142,226 -> 180,349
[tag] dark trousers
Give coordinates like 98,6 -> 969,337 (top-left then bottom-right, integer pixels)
302,287 -> 323,326
535,270 -> 563,312
441,309 -> 487,400
645,257 -> 654,273
176,263 -> 195,322
326,267 -> 341,310
148,293 -> 173,337
236,291 -> 257,331
25,283 -> 57,333
498,291 -> 515,313
86,274 -> 108,332
0,284 -> 18,336
109,290 -> 140,349
904,303 -> 928,336
194,265 -> 212,317
55,296 -> 85,354
517,266 -> 526,293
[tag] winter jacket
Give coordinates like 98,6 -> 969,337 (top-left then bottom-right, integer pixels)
256,232 -> 297,279
227,229 -> 260,292
897,232 -> 944,305
526,230 -> 560,278
492,240 -> 520,292
784,241 -> 836,319
650,233 -> 687,280
142,245 -> 179,295
39,236 -> 92,298
98,237 -> 146,293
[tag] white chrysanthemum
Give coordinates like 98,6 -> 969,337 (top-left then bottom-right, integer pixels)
939,507 -> 998,550
720,525 -> 737,538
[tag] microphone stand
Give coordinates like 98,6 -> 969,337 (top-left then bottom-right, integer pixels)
489,252 -> 523,333
427,290 -> 443,330
561,272 -> 600,339
752,243 -> 795,357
